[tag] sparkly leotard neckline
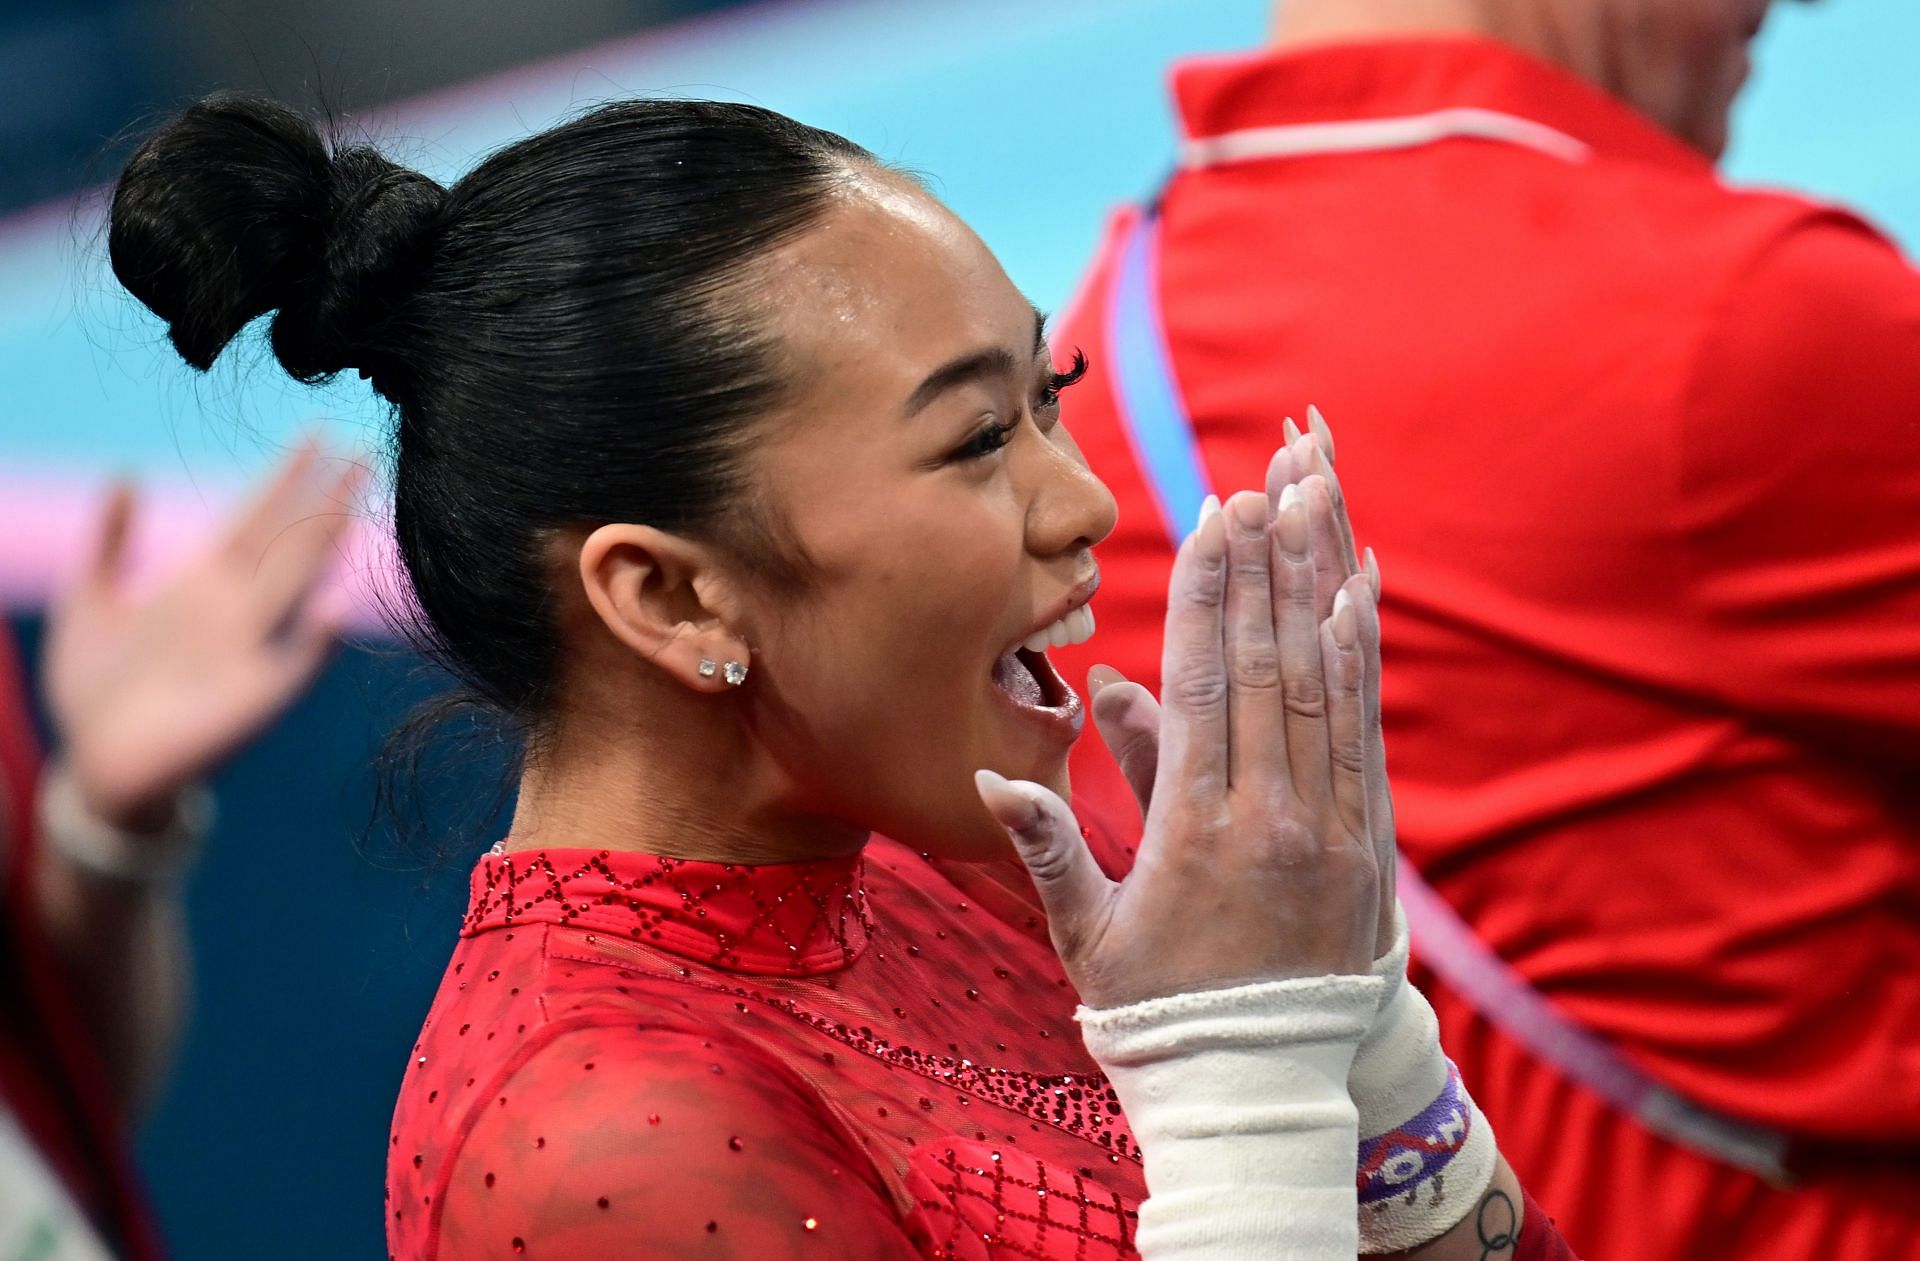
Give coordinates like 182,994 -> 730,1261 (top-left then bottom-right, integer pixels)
463,846 -> 872,974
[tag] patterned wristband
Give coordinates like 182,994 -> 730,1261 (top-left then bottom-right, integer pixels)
1357,1062 -> 1474,1205
1356,1061 -> 1498,1252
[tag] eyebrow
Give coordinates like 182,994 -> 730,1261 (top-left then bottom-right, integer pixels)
902,306 -> 1050,417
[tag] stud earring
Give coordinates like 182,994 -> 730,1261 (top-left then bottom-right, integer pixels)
722,660 -> 748,687
697,658 -> 717,678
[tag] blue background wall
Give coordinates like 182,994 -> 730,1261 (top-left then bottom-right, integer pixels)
3,0 -> 1919,1255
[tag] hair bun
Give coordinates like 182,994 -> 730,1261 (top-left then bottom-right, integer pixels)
109,92 -> 445,388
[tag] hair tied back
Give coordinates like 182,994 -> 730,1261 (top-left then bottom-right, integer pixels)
109,93 -> 446,395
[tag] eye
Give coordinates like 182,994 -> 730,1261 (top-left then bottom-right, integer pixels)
949,416 -> 1020,462
944,350 -> 1090,464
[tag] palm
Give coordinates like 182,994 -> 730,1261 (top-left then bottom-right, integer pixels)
44,445 -> 363,826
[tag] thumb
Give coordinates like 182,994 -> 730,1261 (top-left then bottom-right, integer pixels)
974,769 -> 1112,940
1089,665 -> 1161,816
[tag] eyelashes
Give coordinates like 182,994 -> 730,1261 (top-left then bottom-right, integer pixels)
952,416 -> 1020,461
1038,348 -> 1089,409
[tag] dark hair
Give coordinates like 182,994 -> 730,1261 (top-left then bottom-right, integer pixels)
110,93 -> 874,736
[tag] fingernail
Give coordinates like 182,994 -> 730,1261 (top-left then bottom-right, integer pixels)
1087,664 -> 1123,697
1196,493 -> 1221,532
1297,433 -> 1327,477
974,769 -> 1043,835
1265,445 -> 1294,497
1194,500 -> 1228,560
1332,588 -> 1358,647
1315,448 -> 1342,498
1283,416 -> 1303,445
1229,490 -> 1266,532
1276,484 -> 1308,556
1308,404 -> 1335,463
1364,547 -> 1382,600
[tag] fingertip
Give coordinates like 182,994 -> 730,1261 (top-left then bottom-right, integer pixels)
91,480 -> 137,568
1264,444 -> 1296,500
1331,587 -> 1358,648
973,768 -> 1023,818
973,767 -> 1011,796
313,582 -> 356,629
101,477 -> 137,518
285,436 -> 324,475
974,769 -> 1049,837
1226,488 -> 1267,532
331,458 -> 372,496
1086,664 -> 1124,697
1307,403 -> 1336,463
1192,497 -> 1228,560
1275,483 -> 1308,556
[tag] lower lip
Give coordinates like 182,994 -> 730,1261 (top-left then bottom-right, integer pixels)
989,648 -> 1085,743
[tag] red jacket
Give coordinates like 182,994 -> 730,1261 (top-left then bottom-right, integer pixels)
1053,37 -> 1920,1261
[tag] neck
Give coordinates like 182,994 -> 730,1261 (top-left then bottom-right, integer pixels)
1267,0 -> 1593,96
506,672 -> 867,866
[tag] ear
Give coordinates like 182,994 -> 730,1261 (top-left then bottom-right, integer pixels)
577,522 -> 750,693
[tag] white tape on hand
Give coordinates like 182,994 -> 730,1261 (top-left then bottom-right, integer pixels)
1080,974 -> 1382,1259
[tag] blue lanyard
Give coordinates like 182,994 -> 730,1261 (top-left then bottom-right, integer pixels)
1109,214 -> 1216,544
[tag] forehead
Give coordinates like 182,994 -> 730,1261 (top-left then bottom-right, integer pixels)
754,171 -> 1035,398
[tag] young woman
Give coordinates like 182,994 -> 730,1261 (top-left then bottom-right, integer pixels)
107,95 -> 1577,1259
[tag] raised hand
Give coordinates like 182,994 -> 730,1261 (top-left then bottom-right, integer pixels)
978,472 -> 1382,1009
1086,412 -> 1399,958
44,441 -> 364,829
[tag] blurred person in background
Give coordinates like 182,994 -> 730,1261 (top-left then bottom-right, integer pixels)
1050,0 -> 1920,1257
0,446 -> 357,1260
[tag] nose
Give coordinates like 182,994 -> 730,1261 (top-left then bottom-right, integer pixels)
1022,420 -> 1118,558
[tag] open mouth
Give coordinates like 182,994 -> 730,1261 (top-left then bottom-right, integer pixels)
992,645 -> 1072,710
987,598 -> 1094,741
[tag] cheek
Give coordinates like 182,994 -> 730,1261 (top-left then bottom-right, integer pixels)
752,488 -> 1029,824
819,495 -> 1017,677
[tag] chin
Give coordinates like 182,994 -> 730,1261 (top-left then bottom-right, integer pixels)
1689,108 -> 1736,161
1691,57 -> 1751,159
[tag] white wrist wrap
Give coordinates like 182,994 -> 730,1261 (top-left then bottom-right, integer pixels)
37,763 -> 213,883
1079,974 -> 1382,1259
1348,905 -> 1498,1252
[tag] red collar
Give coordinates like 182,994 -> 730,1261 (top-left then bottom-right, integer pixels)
463,847 -> 871,976
1171,36 -> 1710,176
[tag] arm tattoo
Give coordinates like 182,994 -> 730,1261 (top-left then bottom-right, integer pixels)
1474,1188 -> 1517,1260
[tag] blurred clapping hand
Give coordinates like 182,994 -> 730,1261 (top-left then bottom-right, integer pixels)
43,440 -> 365,831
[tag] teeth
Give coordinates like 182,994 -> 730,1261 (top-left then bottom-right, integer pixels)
1020,605 -> 1097,655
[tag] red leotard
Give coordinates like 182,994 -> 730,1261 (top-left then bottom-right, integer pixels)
387,837 -> 1147,1259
